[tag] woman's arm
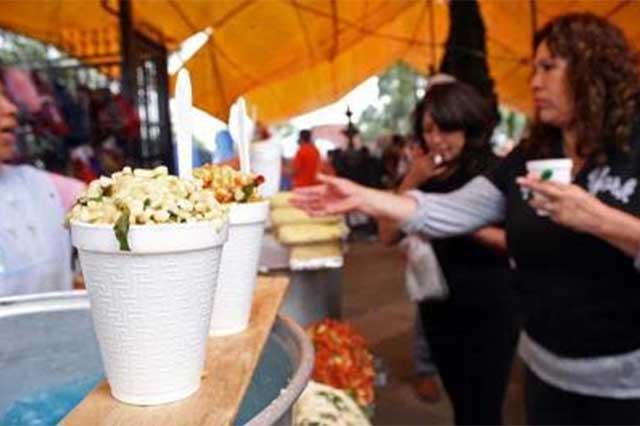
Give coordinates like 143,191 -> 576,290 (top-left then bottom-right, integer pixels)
472,226 -> 507,252
48,173 -> 86,212
376,173 -> 416,245
377,217 -> 404,246
399,176 -> 506,238
377,157 -> 445,246
592,204 -> 640,258
376,174 -> 423,246
293,175 -> 506,240
291,173 -> 419,221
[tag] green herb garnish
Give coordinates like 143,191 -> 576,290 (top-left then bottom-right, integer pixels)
540,169 -> 553,181
113,207 -> 131,251
169,210 -> 181,222
317,391 -> 348,412
241,183 -> 257,202
77,196 -> 103,206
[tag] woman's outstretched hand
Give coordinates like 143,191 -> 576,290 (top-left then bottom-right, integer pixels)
292,174 -> 368,216
293,174 -> 420,223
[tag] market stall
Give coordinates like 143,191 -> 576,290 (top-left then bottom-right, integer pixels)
257,191 -> 346,327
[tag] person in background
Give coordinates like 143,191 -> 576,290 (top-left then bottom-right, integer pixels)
292,129 -> 321,188
253,121 -> 271,141
375,81 -> 517,424
381,134 -> 407,188
294,13 -> 640,425
212,129 -> 237,165
379,138 -> 442,403
321,150 -> 337,176
0,79 -> 84,297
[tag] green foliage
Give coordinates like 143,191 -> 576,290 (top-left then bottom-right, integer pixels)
498,106 -> 527,139
0,30 -> 51,66
274,122 -> 297,138
357,62 -> 425,143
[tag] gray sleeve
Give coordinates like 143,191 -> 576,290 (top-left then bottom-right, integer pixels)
400,176 -> 506,239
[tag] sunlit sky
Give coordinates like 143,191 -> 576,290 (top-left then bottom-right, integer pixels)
290,76 -> 381,128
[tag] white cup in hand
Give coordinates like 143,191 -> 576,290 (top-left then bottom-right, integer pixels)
525,158 -> 573,216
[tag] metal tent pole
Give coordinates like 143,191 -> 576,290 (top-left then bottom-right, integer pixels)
427,0 -> 436,74
119,0 -> 136,104
530,0 -> 538,37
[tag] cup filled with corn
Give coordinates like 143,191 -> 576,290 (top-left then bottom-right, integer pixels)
68,166 -> 229,405
193,164 -> 270,336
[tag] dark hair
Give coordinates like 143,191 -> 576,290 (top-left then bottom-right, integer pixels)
391,133 -> 405,147
413,81 -> 496,175
527,13 -> 640,160
299,129 -> 312,143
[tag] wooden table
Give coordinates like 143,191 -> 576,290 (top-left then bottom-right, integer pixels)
62,276 -> 289,426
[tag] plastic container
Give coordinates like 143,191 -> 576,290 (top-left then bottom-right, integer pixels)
210,201 -> 269,336
250,142 -> 282,197
0,291 -> 314,425
70,220 -> 228,405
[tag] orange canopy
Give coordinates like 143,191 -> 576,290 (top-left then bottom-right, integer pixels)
1,0 -> 638,123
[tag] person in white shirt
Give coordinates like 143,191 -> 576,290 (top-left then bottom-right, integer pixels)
0,79 -> 84,297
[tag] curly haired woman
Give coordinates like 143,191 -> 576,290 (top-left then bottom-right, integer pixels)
294,14 -> 640,424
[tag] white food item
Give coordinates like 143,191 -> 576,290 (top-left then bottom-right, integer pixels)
270,191 -> 292,208
278,223 -> 347,245
192,164 -> 263,203
271,207 -> 341,226
293,381 -> 371,426
289,242 -> 342,261
68,166 -> 227,229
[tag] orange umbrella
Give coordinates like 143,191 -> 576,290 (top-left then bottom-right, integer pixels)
0,0 -> 637,122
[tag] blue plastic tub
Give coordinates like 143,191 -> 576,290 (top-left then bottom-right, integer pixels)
0,291 -> 313,426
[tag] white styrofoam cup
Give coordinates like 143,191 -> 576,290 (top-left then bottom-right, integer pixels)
526,158 -> 573,183
250,142 -> 282,197
525,158 -> 573,216
71,220 -> 228,405
209,201 -> 269,336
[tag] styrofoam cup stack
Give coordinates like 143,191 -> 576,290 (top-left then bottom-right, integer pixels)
71,220 -> 228,406
525,158 -> 573,216
209,201 -> 270,336
250,142 -> 282,197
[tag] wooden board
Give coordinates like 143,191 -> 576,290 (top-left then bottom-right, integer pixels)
62,276 -> 289,426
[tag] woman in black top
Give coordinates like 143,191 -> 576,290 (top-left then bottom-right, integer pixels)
294,13 -> 640,425
378,81 -> 518,425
